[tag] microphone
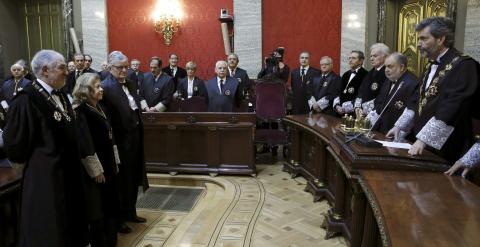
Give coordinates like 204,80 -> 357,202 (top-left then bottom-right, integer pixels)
345,81 -> 404,145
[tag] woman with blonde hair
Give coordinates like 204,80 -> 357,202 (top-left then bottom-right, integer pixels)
73,73 -> 120,246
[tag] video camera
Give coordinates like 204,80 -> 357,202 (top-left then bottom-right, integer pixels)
265,47 -> 285,67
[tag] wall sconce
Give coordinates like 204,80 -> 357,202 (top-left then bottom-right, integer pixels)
152,0 -> 183,45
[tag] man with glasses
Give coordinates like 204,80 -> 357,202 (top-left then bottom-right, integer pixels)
291,51 -> 320,114
333,51 -> 368,116
309,56 -> 341,116
140,57 -> 175,112
101,51 -> 149,234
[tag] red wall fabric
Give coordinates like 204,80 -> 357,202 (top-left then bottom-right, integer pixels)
262,0 -> 342,84
107,0 -> 233,80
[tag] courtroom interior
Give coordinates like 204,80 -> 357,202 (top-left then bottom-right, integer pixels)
1,0 -> 480,246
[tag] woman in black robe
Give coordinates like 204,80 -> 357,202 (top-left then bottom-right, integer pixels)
72,73 -> 120,247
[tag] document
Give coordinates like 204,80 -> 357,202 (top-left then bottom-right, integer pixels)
374,140 -> 412,150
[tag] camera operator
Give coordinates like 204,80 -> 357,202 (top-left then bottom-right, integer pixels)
257,47 -> 290,83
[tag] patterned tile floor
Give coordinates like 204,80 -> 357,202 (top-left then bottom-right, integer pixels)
118,161 -> 347,247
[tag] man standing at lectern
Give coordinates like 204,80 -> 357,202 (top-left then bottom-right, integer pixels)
206,60 -> 242,112
387,17 -> 479,163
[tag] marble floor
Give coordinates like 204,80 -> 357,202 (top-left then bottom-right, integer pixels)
118,160 -> 347,247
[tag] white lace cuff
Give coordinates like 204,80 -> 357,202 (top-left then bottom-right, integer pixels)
361,99 -> 375,115
82,153 -> 104,178
416,117 -> 454,150
333,96 -> 340,107
140,100 -> 149,111
342,101 -> 354,113
354,98 -> 362,108
317,97 -> 329,110
394,108 -> 415,132
459,142 -> 480,168
366,110 -> 379,127
308,96 -> 316,109
154,102 -> 167,112
1,100 -> 8,110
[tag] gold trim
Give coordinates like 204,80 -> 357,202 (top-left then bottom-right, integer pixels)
332,213 -> 343,220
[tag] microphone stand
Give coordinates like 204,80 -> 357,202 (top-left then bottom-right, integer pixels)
345,81 -> 404,146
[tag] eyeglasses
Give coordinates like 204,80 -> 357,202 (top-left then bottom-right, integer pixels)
111,65 -> 129,70
85,60 -> 92,62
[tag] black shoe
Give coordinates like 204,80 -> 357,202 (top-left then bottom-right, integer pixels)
117,223 -> 132,234
128,216 -> 147,223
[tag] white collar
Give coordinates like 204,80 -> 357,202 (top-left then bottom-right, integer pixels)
36,78 -> 54,95
376,65 -> 384,71
436,48 -> 449,63
217,76 -> 226,83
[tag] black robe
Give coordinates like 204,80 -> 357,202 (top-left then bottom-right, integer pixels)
162,65 -> 187,90
229,67 -> 251,99
177,76 -> 208,99
355,66 -> 386,109
372,71 -> 419,133
206,77 -> 241,112
290,67 -> 320,114
334,67 -> 368,113
140,72 -> 175,110
413,48 -> 480,162
3,81 -> 87,246
309,72 -> 342,116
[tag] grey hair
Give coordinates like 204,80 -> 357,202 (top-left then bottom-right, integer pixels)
30,50 -> 65,78
370,43 -> 390,55
228,53 -> 239,59
416,17 -> 455,48
10,63 -> 24,71
72,73 -> 100,108
131,59 -> 140,64
300,51 -> 311,57
388,52 -> 408,67
215,60 -> 227,67
351,50 -> 365,60
108,51 -> 128,65
185,61 -> 197,70
320,56 -> 333,64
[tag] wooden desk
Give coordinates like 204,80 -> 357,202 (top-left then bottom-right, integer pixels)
0,167 -> 22,246
358,170 -> 480,247
142,112 -> 256,176
282,114 -> 450,245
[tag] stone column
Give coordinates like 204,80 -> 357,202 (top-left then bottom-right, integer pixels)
464,0 -> 480,61
233,0 -> 262,79
80,0 -> 108,70
340,0 -> 368,74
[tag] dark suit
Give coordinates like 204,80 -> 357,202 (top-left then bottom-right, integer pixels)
64,68 -> 97,95
99,70 -> 110,81
177,77 -> 207,99
334,67 -> 368,113
310,72 -> 342,115
140,72 -> 175,110
355,66 -> 386,109
162,66 -> 187,89
101,74 -> 148,221
0,77 -> 31,104
206,77 -> 241,112
229,67 -> 251,98
290,66 -> 320,114
128,68 -> 144,89
371,71 -> 418,133
83,67 -> 97,73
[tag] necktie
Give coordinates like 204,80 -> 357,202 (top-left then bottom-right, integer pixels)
220,79 -> 224,92
75,71 -> 81,80
231,70 -> 235,77
388,81 -> 396,95
301,68 -> 305,77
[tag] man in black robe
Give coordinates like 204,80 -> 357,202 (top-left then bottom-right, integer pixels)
333,51 -> 368,116
162,53 -> 187,90
0,63 -> 31,109
101,51 -> 149,233
3,49 -> 87,246
387,17 -> 480,163
308,56 -> 341,116
367,52 -> 419,133
354,43 -> 389,117
290,51 -> 320,115
140,57 -> 175,112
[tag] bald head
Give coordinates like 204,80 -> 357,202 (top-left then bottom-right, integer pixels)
215,60 -> 228,79
11,63 -> 24,80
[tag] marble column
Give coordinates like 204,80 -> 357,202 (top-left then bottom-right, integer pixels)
80,0 -> 108,71
233,0 -> 262,79
464,0 -> 480,61
340,0 -> 367,74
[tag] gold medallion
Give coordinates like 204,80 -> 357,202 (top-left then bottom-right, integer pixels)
323,81 -> 328,87
194,86 -> 198,91
348,87 -> 354,94
394,100 -> 404,110
225,90 -> 231,96
445,64 -> 452,71
371,82 -> 378,91
53,111 -> 62,121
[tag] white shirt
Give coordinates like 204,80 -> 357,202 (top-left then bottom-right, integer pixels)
187,77 -> 194,98
425,48 -> 449,89
300,66 -> 310,76
120,80 -> 138,111
229,67 -> 237,77
348,67 -> 360,83
37,79 -> 65,111
170,66 -> 177,77
217,77 -> 226,93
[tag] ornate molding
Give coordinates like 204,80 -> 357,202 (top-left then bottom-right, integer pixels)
377,0 -> 387,42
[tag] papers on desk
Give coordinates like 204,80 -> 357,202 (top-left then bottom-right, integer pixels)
374,140 -> 412,150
